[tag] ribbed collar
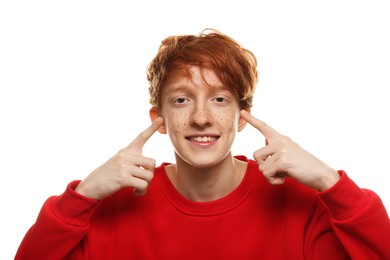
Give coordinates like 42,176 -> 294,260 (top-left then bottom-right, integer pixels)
155,156 -> 258,217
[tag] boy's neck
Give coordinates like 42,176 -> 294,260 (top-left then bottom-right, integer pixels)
165,153 -> 247,202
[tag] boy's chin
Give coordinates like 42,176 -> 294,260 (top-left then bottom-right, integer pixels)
175,152 -> 232,169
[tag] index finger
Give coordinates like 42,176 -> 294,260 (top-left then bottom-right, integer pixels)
126,117 -> 164,153
240,110 -> 281,142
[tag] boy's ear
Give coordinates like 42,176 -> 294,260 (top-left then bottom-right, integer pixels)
149,107 -> 167,134
238,108 -> 250,132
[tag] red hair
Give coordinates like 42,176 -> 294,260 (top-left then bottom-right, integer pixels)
147,29 -> 259,110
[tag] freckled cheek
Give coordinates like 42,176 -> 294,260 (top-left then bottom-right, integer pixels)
214,110 -> 238,129
165,112 -> 189,133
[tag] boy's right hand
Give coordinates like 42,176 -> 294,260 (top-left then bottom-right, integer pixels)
75,117 -> 164,200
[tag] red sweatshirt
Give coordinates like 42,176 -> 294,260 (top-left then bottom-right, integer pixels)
15,156 -> 390,259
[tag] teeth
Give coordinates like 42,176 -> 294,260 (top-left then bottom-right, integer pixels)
189,136 -> 218,142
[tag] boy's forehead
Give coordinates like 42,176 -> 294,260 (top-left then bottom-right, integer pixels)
163,65 -> 226,91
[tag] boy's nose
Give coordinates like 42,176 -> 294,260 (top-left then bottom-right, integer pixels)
190,104 -> 212,128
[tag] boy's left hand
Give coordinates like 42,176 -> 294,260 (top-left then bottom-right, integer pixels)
240,110 -> 340,192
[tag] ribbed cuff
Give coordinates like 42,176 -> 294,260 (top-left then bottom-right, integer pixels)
50,180 -> 99,226
317,171 -> 369,220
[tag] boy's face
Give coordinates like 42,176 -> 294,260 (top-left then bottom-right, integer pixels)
152,66 -> 247,169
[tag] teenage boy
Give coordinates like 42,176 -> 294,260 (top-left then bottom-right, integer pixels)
16,29 -> 390,259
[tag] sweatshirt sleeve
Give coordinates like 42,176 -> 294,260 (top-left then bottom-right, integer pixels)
15,181 -> 99,260
316,171 -> 390,259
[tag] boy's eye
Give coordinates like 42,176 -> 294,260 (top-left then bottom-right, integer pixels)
175,97 -> 187,104
215,97 -> 225,103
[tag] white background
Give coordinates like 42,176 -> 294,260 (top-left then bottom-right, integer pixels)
1,0 -> 389,258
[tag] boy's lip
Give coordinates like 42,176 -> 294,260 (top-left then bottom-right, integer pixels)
185,134 -> 221,143
185,134 -> 220,139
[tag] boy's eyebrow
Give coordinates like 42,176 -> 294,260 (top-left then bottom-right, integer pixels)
167,84 -> 188,92
167,83 -> 230,93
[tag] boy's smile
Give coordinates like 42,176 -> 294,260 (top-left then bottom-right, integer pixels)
154,65 -> 247,169
185,134 -> 219,145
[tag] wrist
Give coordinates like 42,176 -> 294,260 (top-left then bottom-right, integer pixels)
317,169 -> 340,192
74,181 -> 97,200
